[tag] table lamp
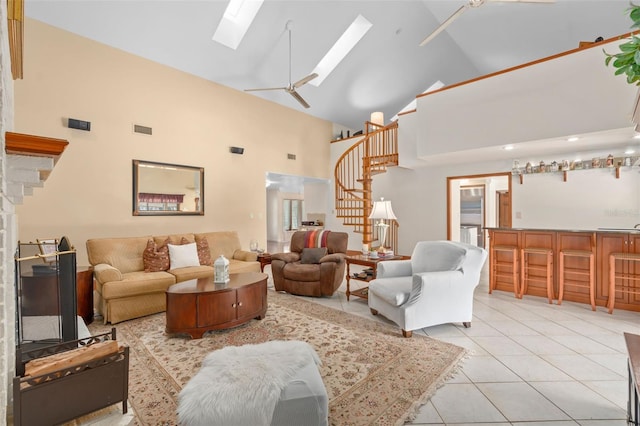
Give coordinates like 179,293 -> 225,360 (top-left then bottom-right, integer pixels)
368,197 -> 397,252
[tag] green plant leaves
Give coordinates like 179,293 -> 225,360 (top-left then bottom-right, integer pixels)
604,3 -> 640,85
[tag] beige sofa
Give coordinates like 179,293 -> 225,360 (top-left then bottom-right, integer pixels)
86,231 -> 260,324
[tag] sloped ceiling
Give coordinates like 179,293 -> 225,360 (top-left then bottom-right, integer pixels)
25,0 -> 632,131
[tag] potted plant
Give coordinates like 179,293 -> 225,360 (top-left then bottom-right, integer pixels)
604,2 -> 640,85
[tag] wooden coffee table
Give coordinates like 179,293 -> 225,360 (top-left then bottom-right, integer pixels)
165,272 -> 268,339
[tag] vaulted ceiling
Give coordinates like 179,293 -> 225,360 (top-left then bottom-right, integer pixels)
25,1 -> 632,131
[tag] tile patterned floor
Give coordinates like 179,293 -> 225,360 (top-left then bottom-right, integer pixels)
312,263 -> 639,426
82,259 -> 640,425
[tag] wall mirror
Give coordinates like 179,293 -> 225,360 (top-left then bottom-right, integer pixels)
133,159 -> 204,216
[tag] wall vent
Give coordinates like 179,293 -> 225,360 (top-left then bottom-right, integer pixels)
68,118 -> 91,131
133,124 -> 152,135
287,153 -> 296,160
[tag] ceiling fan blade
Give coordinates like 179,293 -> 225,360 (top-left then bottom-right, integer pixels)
419,5 -> 468,47
289,90 -> 310,109
293,73 -> 318,89
244,87 -> 287,92
489,0 -> 554,3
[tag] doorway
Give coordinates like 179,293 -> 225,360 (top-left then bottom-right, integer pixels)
447,173 -> 511,248
265,172 -> 330,252
460,185 -> 485,247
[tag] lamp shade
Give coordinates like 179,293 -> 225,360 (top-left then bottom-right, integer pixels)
370,111 -> 384,126
368,198 -> 397,220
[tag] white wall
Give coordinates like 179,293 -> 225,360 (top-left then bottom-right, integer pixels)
14,19 -> 333,266
416,37 -> 637,157
303,181 -> 330,222
372,157 -> 640,256
266,188 -> 279,243
512,167 -> 640,229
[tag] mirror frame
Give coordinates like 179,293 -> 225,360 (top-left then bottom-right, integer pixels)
132,159 -> 205,216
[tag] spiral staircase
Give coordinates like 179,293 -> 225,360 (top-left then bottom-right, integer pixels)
334,121 -> 400,252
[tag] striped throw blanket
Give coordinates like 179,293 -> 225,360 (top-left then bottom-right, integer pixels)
304,230 -> 331,248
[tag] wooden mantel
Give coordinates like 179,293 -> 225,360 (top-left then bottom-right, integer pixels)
5,132 -> 69,157
3,132 -> 69,204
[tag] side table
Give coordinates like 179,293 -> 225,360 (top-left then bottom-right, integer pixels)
258,253 -> 272,272
76,266 -> 94,324
345,250 -> 410,301
625,332 -> 640,426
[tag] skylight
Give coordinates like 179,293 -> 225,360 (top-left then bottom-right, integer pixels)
309,14 -> 372,87
212,0 -> 264,50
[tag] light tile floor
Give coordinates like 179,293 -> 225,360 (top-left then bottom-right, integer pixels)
306,263 -> 639,426
80,260 -> 640,426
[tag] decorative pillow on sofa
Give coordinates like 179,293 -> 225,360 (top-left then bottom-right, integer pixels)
143,238 -> 170,272
300,247 -> 328,264
168,242 -> 201,270
194,235 -> 213,266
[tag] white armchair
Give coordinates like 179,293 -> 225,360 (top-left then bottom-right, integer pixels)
368,241 -> 487,337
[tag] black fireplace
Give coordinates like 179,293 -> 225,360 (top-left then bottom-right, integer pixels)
14,237 -> 78,353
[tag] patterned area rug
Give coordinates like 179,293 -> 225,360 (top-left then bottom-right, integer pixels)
89,290 -> 467,425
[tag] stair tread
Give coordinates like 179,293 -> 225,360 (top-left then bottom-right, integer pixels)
335,125 -> 398,236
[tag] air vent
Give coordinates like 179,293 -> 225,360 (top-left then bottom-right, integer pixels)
287,153 -> 296,160
133,124 -> 152,135
68,118 -> 91,131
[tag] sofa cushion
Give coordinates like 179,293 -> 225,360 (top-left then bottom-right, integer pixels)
229,259 -> 261,274
195,231 -> 241,260
283,263 -> 321,281
101,271 -> 176,299
143,238 -> 170,272
86,236 -> 150,274
155,234 -> 196,246
369,278 -> 413,307
195,235 -> 213,266
168,243 -> 201,269
300,247 -> 327,264
169,265 -> 214,282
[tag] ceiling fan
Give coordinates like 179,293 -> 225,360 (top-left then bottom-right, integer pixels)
245,21 -> 317,109
419,0 -> 555,47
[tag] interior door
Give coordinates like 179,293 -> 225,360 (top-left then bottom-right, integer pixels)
498,191 -> 511,228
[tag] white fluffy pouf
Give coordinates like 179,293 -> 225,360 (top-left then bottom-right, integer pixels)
177,340 -> 323,426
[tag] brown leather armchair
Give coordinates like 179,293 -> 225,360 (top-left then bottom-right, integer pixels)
271,231 -> 348,297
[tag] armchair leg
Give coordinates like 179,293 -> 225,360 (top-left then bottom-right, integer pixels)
370,308 -> 378,315
463,322 -> 471,328
401,329 -> 412,338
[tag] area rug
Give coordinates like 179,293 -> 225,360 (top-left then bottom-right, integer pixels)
88,290 -> 467,425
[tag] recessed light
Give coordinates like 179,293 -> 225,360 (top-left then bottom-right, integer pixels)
503,145 -> 514,151
634,134 -> 640,139
625,149 -> 636,154
567,136 -> 579,142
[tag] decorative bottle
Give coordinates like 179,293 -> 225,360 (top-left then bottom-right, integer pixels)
214,255 -> 230,284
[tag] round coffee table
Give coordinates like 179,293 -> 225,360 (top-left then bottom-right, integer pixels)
165,272 -> 268,339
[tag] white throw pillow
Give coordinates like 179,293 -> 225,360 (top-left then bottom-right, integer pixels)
168,242 -> 200,270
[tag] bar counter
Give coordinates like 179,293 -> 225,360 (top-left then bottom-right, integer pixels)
486,227 -> 640,312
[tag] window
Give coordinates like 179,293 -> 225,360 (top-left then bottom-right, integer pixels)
283,199 -> 303,230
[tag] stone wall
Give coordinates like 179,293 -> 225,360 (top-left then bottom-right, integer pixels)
0,0 -> 16,421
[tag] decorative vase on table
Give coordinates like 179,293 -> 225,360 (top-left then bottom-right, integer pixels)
214,255 -> 230,284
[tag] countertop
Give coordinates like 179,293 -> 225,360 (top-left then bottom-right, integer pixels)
484,227 -> 640,234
